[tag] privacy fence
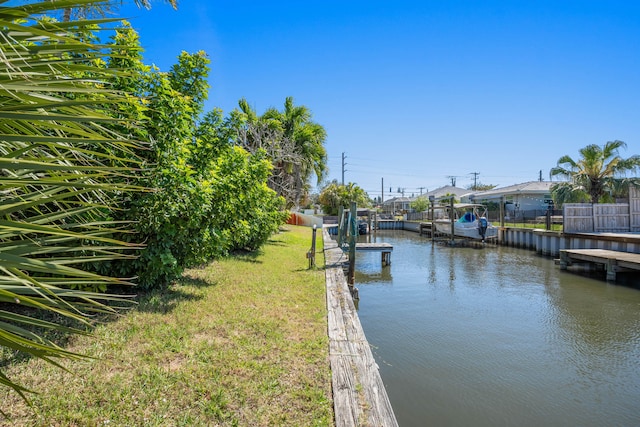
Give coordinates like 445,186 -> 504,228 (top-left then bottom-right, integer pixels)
563,186 -> 640,233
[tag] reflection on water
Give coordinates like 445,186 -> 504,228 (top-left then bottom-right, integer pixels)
355,230 -> 640,427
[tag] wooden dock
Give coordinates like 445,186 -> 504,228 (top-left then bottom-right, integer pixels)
559,249 -> 640,281
323,229 -> 399,427
355,243 -> 393,252
355,242 -> 393,266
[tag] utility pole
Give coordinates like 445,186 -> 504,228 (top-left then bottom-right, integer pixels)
447,176 -> 457,186
470,172 -> 480,189
539,170 -> 543,181
381,177 -> 384,203
418,186 -> 425,195
341,152 -> 347,185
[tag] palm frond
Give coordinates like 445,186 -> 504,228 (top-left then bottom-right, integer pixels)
1,0 -> 146,400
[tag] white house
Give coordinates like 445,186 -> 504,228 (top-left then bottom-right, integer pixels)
424,185 -> 471,204
470,181 -> 554,214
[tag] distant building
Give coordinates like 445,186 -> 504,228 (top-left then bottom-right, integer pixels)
382,197 -> 413,214
383,185 -> 470,216
424,185 -> 471,204
469,181 -> 554,214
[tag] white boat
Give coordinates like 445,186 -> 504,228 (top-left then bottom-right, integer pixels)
433,203 -> 498,241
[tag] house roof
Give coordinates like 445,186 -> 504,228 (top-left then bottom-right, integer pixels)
472,181 -> 553,198
423,185 -> 470,199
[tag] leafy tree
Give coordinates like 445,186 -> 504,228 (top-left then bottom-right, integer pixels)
411,196 -> 430,212
58,0 -> 178,22
231,97 -> 327,209
103,27 -> 286,288
105,47 -> 215,287
439,193 -> 458,205
0,0 -> 144,400
318,181 -> 371,215
468,183 -> 497,191
551,140 -> 640,206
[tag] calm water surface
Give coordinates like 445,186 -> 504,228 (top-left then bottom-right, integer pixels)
354,231 -> 640,427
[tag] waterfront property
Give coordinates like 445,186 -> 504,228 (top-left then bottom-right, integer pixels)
469,180 -> 554,213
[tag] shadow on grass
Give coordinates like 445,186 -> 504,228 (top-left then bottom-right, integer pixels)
0,276 -> 214,369
136,276 -> 210,314
0,305 -> 91,368
227,248 -> 264,263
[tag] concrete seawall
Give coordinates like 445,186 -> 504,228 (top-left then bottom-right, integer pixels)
500,227 -> 640,256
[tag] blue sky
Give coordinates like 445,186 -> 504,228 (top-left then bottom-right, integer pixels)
117,0 -> 640,199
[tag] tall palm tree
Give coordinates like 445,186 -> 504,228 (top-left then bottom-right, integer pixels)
1,0 -> 144,401
248,97 -> 327,208
551,140 -> 640,205
265,97 -> 328,184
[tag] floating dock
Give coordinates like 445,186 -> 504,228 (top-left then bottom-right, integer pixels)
559,249 -> 640,282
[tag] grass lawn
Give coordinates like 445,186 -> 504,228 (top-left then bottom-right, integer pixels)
1,225 -> 333,426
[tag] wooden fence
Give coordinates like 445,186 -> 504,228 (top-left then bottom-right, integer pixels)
564,186 -> 640,233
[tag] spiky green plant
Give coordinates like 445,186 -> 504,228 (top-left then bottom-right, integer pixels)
0,0 -> 146,403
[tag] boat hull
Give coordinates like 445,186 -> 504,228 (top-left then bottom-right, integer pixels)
433,220 -> 498,240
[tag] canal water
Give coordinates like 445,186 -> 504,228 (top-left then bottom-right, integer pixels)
353,230 -> 640,427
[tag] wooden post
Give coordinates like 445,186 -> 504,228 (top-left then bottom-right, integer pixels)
374,210 -> 378,233
559,250 -> 568,270
337,206 -> 345,247
348,202 -> 357,285
430,201 -> 435,241
308,224 -> 317,268
382,251 -> 391,266
450,196 -> 455,245
606,259 -> 617,282
546,208 -> 551,231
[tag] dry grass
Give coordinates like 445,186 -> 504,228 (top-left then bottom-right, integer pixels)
1,225 -> 333,426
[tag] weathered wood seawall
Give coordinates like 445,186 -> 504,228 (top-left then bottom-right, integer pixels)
323,227 -> 398,427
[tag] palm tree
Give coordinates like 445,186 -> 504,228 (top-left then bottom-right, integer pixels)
59,0 -> 178,22
236,97 -> 327,208
265,97 -> 328,185
551,140 -> 640,205
1,0 -> 145,401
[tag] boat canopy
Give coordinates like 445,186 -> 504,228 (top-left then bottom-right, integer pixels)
458,212 -> 476,223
